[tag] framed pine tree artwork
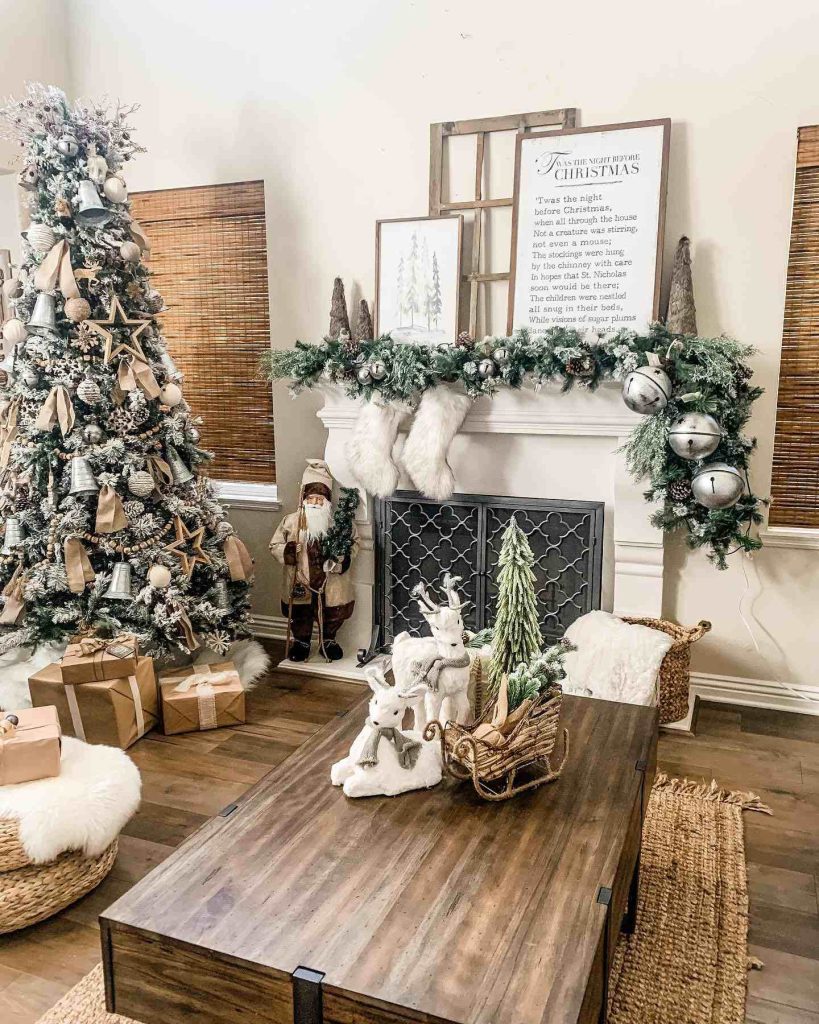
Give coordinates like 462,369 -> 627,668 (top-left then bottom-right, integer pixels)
375,215 -> 462,345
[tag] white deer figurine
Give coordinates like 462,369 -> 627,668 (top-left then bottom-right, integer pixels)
392,573 -> 472,733
330,664 -> 442,798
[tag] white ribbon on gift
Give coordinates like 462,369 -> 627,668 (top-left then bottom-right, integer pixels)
172,670 -> 235,693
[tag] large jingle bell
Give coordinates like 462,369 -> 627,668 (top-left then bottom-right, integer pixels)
104,562 -> 133,601
75,180 -> 112,227
1,516 -> 25,554
622,366 -> 671,415
668,412 -> 721,461
68,456 -> 99,496
691,462 -> 745,510
356,366 -> 372,385
368,360 -> 387,381
28,292 -> 57,333
166,445 -> 195,485
83,422 -> 104,445
478,358 -> 498,379
57,134 -> 79,158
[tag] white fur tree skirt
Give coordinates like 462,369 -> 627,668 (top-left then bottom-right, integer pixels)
0,736 -> 141,864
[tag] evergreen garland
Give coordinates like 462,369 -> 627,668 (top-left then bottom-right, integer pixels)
321,486 -> 359,563
265,325 -> 765,569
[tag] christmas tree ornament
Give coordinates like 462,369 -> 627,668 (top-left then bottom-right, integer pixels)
127,470 -> 154,498
19,366 -> 38,387
665,236 -> 697,336
2,318 -> 27,346
17,163 -> 37,190
328,277 -> 351,339
145,290 -> 164,313
368,360 -> 387,381
213,579 -> 230,610
68,457 -> 99,496
85,144 -> 108,184
166,445 -> 195,485
667,478 -> 692,503
26,223 -> 56,255
75,180 -> 111,227
164,515 -> 210,577
478,358 -> 498,379
622,366 -> 671,415
668,412 -> 721,460
56,133 -> 79,157
2,277 -> 22,302
187,425 -> 201,443
103,562 -> 133,600
65,297 -> 91,323
1,516 -> 24,553
86,295 -> 149,363
120,240 -> 141,263
691,462 -> 744,510
76,374 -> 102,405
102,175 -> 127,203
54,196 -> 72,220
82,422 -> 104,444
356,365 -> 373,385
147,563 -> 172,589
493,347 -> 509,365
159,382 -> 183,407
28,292 -> 57,332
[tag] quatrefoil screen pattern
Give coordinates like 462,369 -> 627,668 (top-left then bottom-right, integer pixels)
373,493 -> 603,650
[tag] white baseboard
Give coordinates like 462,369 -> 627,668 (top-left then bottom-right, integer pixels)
249,613 -> 289,640
690,671 -> 819,716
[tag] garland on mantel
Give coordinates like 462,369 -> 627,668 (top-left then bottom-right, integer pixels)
265,325 -> 765,569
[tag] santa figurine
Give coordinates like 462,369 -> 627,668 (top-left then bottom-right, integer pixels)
269,459 -> 358,662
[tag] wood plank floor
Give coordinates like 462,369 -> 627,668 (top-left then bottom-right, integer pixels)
0,661 -> 816,1023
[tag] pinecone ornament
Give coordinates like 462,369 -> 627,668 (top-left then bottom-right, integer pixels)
668,478 -> 692,503
565,355 -> 595,378
456,331 -> 474,349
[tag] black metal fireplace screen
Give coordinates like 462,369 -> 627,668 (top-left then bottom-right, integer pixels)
369,491 -> 603,656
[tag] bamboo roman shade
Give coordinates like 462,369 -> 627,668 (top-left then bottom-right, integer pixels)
130,181 -> 275,483
770,127 -> 819,527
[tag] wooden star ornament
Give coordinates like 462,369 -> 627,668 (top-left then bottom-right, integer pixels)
163,516 -> 211,578
85,294 -> 150,364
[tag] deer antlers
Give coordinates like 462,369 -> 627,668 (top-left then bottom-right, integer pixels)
412,575 -> 467,614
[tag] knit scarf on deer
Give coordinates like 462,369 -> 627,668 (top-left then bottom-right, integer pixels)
356,719 -> 422,770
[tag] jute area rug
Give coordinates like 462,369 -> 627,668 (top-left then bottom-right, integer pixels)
37,774 -> 770,1024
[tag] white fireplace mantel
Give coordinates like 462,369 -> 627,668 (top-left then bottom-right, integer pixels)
307,382 -> 664,674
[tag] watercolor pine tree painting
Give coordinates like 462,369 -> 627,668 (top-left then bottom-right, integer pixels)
0,84 -> 254,658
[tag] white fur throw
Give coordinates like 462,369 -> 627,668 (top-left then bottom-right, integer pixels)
0,736 -> 141,864
562,611 -> 674,706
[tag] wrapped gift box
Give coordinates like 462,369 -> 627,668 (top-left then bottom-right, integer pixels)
29,656 -> 158,749
158,662 -> 245,735
60,634 -> 139,684
0,706 -> 62,785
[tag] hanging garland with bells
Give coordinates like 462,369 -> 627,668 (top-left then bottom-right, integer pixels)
265,325 -> 766,569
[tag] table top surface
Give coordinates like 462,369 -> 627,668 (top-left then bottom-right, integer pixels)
104,694 -> 657,1024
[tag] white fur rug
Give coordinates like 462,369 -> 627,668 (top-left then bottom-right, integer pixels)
0,736 -> 141,863
562,611 -> 674,706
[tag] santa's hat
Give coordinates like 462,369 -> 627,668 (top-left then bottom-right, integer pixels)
300,458 -> 333,502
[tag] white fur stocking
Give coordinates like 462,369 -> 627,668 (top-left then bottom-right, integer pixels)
401,385 -> 472,500
346,396 -> 409,498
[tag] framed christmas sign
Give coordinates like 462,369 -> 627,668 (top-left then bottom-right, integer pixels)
508,119 -> 670,334
375,215 -> 463,345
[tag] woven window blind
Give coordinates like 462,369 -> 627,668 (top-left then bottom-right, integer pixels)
770,127 -> 819,527
130,180 -> 275,483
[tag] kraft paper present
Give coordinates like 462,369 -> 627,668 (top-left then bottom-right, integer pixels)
158,661 -> 245,736
29,657 -> 158,749
60,633 -> 139,684
0,705 -> 62,786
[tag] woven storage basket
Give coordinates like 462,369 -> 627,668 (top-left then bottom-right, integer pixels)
621,616 -> 711,724
0,838 -> 117,934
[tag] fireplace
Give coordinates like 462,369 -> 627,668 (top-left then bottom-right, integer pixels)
371,492 -> 603,654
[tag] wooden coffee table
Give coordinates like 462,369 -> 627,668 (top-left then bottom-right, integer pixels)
101,694 -> 656,1024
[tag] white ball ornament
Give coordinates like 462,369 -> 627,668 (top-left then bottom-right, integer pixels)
76,377 -> 102,405
64,297 -> 91,323
691,462 -> 745,510
103,176 -> 128,204
668,412 -> 722,461
159,383 -> 183,407
622,366 -> 671,415
148,564 -> 172,589
127,470 -> 155,498
120,241 -> 141,263
2,318 -> 28,346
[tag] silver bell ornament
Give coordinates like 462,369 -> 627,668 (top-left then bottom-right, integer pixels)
57,134 -> 79,158
493,347 -> 509,364
104,562 -> 133,601
478,358 -> 498,379
83,422 -> 104,445
68,456 -> 99,496
1,516 -> 25,554
668,412 -> 722,461
76,375 -> 102,405
127,470 -> 155,498
368,360 -> 387,381
26,223 -> 56,255
75,180 -> 112,227
356,366 -> 372,385
19,366 -> 38,387
28,293 -> 57,333
166,445 -> 195,485
691,462 -> 745,510
622,366 -> 671,415
187,424 -> 201,444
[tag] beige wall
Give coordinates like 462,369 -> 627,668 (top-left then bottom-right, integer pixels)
3,0 -> 817,685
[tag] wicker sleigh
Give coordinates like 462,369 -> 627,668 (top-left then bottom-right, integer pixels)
621,616 -> 711,724
425,684 -> 568,802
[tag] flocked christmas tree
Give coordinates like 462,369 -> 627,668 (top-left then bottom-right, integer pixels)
0,84 -> 254,657
489,515 -> 543,691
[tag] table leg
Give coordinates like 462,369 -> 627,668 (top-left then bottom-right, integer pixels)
622,853 -> 640,935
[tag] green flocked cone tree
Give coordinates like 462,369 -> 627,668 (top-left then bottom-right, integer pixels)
0,84 -> 254,657
488,515 -> 543,691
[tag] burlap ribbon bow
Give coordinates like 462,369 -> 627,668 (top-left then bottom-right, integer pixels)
71,632 -> 132,657
34,386 -> 75,437
146,455 -> 173,489
0,565 -> 26,625
95,484 -> 127,534
223,534 -> 254,582
0,398 -> 21,470
130,221 -> 151,257
64,537 -> 96,593
32,240 -> 80,299
117,356 -> 160,399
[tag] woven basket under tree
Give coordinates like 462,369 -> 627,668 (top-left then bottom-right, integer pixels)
621,616 -> 712,724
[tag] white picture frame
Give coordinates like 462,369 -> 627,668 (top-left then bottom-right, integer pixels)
375,215 -> 463,345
